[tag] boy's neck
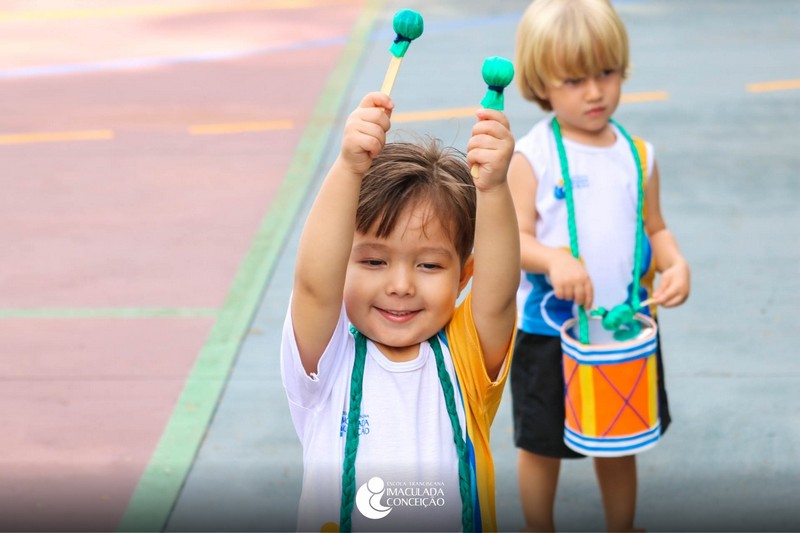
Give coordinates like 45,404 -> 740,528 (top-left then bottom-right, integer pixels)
374,341 -> 422,363
557,120 -> 617,147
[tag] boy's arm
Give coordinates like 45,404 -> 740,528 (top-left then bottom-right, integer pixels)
291,92 -> 393,374
644,161 -> 691,307
465,109 -> 519,380
507,153 -> 594,309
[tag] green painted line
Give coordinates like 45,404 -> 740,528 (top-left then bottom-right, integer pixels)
116,1 -> 384,531
0,308 -> 218,319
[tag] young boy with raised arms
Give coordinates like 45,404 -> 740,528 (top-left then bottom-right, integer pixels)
281,90 -> 519,532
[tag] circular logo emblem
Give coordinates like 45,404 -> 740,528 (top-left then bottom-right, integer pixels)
355,476 -> 392,520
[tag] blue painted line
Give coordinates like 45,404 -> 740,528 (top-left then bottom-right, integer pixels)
371,12 -> 523,40
0,12 -> 525,81
0,0 -> 655,82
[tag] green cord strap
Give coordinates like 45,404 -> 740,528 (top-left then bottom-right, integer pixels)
551,117 -> 645,344
551,118 -> 590,344
429,334 -> 474,532
339,327 -> 367,532
611,118 -> 645,311
339,330 -> 474,532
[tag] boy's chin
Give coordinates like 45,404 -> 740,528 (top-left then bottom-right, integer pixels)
358,329 -> 440,360
365,326 -> 438,344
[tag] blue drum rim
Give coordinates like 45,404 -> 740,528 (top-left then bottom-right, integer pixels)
564,423 -> 661,457
560,314 -> 658,365
562,337 -> 657,365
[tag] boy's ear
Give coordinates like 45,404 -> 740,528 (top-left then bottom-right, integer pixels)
459,254 -> 475,292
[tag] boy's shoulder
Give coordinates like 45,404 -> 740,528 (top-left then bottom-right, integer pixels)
610,122 -> 654,176
516,116 -> 553,146
515,117 -> 553,158
609,121 -> 647,142
513,117 -> 555,177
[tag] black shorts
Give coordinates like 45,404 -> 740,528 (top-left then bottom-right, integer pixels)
510,330 -> 671,459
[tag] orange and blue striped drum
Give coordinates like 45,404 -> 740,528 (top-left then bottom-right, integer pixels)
560,314 -> 660,457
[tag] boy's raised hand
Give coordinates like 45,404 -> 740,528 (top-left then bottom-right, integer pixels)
466,108 -> 514,191
339,92 -> 394,176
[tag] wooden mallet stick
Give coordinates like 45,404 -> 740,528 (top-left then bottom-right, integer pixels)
381,9 -> 424,96
472,56 -> 515,178
640,297 -> 657,308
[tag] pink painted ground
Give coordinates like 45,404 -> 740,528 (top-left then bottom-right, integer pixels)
0,318 -> 213,530
0,0 -> 365,529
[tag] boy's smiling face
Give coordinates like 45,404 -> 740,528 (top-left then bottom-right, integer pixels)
344,203 -> 469,362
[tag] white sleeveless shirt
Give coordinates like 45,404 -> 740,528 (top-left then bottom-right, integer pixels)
515,117 -> 655,336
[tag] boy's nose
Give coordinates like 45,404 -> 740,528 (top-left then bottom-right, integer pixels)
386,265 -> 415,296
586,78 -> 602,100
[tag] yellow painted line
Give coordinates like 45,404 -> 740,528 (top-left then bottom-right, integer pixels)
393,107 -> 477,124
621,91 -> 670,103
0,90 -> 672,144
393,92 -> 669,124
747,79 -> 800,93
0,129 -> 113,144
188,119 -> 294,135
0,0 -> 357,23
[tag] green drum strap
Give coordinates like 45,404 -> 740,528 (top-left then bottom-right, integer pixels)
551,118 -> 590,343
610,118 -> 645,311
551,117 -> 644,344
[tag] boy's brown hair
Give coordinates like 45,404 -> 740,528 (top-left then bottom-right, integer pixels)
515,0 -> 630,111
356,139 -> 476,266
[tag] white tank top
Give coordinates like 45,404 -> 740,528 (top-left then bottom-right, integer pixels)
515,117 -> 655,336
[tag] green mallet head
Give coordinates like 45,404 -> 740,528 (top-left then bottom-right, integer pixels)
480,56 -> 515,111
606,303 -> 642,341
389,9 -> 424,58
590,303 -> 642,341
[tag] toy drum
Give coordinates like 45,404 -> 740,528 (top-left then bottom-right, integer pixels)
560,314 -> 660,457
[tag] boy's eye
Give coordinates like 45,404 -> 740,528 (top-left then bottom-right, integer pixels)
600,68 -> 616,78
564,77 -> 584,85
419,263 -> 442,271
361,259 -> 385,267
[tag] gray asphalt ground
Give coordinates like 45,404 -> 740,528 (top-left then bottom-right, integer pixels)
167,1 -> 800,531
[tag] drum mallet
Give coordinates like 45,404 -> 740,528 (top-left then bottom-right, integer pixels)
381,9 -> 424,96
472,55 -> 515,177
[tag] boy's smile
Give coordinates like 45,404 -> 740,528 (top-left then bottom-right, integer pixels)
376,307 -> 419,323
344,203 -> 467,362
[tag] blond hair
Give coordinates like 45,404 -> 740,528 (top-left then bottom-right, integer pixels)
515,0 -> 629,111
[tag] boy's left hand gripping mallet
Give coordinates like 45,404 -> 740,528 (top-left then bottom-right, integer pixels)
381,9 -> 424,96
472,56 -> 515,177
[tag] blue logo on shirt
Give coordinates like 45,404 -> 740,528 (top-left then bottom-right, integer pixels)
554,175 -> 589,200
554,180 -> 565,200
340,411 -> 370,437
572,174 -> 589,189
